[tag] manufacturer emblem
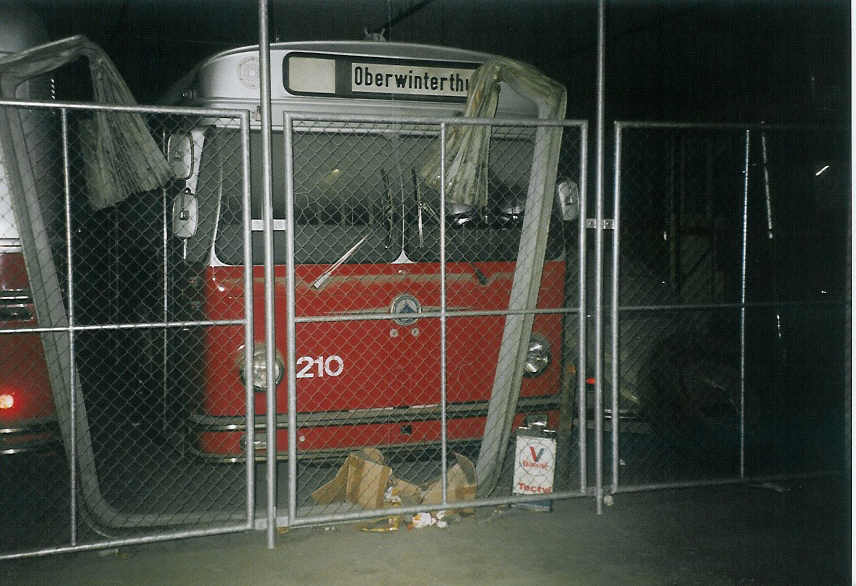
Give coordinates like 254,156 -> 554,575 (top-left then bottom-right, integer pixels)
390,293 -> 421,326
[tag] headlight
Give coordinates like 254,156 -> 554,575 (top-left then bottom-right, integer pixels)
240,344 -> 284,391
556,178 -> 580,221
523,334 -> 551,377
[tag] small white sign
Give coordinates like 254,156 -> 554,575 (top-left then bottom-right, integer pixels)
512,435 -> 556,495
288,56 -> 336,94
351,62 -> 473,99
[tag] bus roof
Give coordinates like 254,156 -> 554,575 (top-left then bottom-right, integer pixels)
0,5 -> 49,56
162,41 -> 540,118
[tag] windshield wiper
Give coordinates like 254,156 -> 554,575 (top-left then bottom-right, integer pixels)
311,233 -> 370,290
411,168 -> 439,248
470,263 -> 488,286
381,169 -> 394,249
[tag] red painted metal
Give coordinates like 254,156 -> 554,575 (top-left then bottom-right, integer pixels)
0,252 -> 57,452
197,257 -> 566,457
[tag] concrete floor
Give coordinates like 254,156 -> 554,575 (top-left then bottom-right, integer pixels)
2,477 -> 850,585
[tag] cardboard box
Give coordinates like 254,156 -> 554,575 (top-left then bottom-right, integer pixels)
312,447 -> 393,510
421,453 -> 477,505
312,449 -> 478,512
388,477 -> 423,507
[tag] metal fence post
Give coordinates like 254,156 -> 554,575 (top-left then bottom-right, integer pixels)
60,107 -> 76,546
439,122 -> 448,504
256,0 -> 277,550
285,113 -> 298,526
578,122 -> 588,494
240,111 -> 256,527
739,128 -> 750,480
610,122 -> 622,494
593,0 -> 606,515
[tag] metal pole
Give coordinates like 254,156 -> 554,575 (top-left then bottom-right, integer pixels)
159,129 -> 168,441
739,129 -> 750,480
61,108 -> 76,545
440,122 -> 448,503
578,123 -> 588,493
257,0 -> 277,549
593,0 -> 606,514
240,112 -> 256,527
610,122 -> 621,493
284,114 -> 298,525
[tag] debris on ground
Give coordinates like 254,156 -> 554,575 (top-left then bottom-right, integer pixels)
312,448 -> 477,512
311,448 -> 478,534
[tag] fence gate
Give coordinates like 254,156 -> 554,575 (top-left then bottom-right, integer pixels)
0,100 -> 256,558
609,122 -> 849,493
266,115 -> 590,529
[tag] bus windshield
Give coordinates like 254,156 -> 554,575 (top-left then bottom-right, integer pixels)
206,125 -> 564,266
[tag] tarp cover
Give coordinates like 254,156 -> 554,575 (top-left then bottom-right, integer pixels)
426,58 -> 568,497
0,34 -> 172,209
419,57 -> 565,208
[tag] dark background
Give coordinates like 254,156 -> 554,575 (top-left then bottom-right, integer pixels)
20,0 -> 851,124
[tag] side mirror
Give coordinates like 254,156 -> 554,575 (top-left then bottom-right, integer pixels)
556,178 -> 580,222
167,133 -> 194,180
172,189 -> 198,239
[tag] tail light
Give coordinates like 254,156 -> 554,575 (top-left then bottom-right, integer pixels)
0,393 -> 14,410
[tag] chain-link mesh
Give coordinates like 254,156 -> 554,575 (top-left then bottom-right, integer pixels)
612,124 -> 849,488
2,103 -> 847,548
0,103 -> 252,555
226,118 -> 587,521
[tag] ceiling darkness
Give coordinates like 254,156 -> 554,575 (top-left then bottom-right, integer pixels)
16,0 -> 852,124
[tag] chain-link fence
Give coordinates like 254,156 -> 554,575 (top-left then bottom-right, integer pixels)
1,105 -> 589,553
0,100 -> 255,558
609,122 -> 849,491
262,115 -> 589,527
1,103 -> 847,555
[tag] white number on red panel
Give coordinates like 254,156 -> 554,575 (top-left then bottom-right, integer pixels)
296,355 -> 344,378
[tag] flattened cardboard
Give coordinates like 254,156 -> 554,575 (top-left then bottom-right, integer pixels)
421,453 -> 477,505
310,460 -> 349,504
345,453 -> 392,510
389,477 -> 423,507
312,448 -> 392,510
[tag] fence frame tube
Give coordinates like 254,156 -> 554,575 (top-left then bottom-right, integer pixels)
439,122 -> 449,503
277,115 -> 588,528
0,99 -> 256,560
284,113 -> 299,527
610,122 -> 622,494
593,0 -> 606,515
739,129 -> 750,479
610,120 -> 846,495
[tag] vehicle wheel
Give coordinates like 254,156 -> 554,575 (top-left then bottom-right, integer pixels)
639,334 -> 741,464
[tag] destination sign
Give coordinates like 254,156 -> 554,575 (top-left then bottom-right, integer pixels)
351,62 -> 473,99
284,52 -> 478,102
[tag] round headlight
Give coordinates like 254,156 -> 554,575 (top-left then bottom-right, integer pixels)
523,334 -> 551,377
240,344 -> 284,391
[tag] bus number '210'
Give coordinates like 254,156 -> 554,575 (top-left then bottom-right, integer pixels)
296,355 -> 344,379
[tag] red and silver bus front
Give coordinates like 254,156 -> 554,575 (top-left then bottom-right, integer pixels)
169,43 -> 572,461
187,123 -> 569,461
